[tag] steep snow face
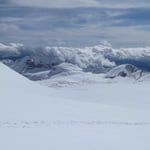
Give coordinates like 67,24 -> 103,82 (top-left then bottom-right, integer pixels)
106,64 -> 146,80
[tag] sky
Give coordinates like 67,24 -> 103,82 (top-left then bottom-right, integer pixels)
0,0 -> 150,47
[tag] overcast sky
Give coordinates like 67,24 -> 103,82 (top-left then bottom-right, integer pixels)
0,0 -> 150,47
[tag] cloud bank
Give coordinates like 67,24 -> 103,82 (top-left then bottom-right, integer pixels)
1,43 -> 150,71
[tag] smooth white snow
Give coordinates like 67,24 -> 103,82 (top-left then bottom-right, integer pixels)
0,63 -> 150,150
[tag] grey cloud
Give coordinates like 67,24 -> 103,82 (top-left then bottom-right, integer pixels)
1,42 -> 150,71
1,1 -> 150,47
10,0 -> 150,8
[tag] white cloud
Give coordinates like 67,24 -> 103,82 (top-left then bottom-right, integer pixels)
96,0 -> 149,8
1,42 -> 150,71
12,0 -> 100,8
11,0 -> 149,8
0,43 -> 23,57
0,23 -> 20,33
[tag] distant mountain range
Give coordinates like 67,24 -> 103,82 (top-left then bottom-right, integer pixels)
1,43 -> 150,82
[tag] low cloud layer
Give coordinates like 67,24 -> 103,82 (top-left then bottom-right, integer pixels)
1,43 -> 150,71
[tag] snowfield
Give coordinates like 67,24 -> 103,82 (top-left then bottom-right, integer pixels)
1,62 -> 150,150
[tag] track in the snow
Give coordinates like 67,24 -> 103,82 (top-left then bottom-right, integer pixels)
0,120 -> 150,128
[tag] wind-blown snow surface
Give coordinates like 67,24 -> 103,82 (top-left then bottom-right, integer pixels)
1,63 -> 150,150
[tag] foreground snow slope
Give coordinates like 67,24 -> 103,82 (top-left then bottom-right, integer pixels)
0,63 -> 150,150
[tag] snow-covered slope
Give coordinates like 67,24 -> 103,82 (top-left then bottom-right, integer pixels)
106,64 -> 145,79
37,64 -> 150,88
139,73 -> 150,82
22,63 -> 82,81
1,63 -> 150,150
